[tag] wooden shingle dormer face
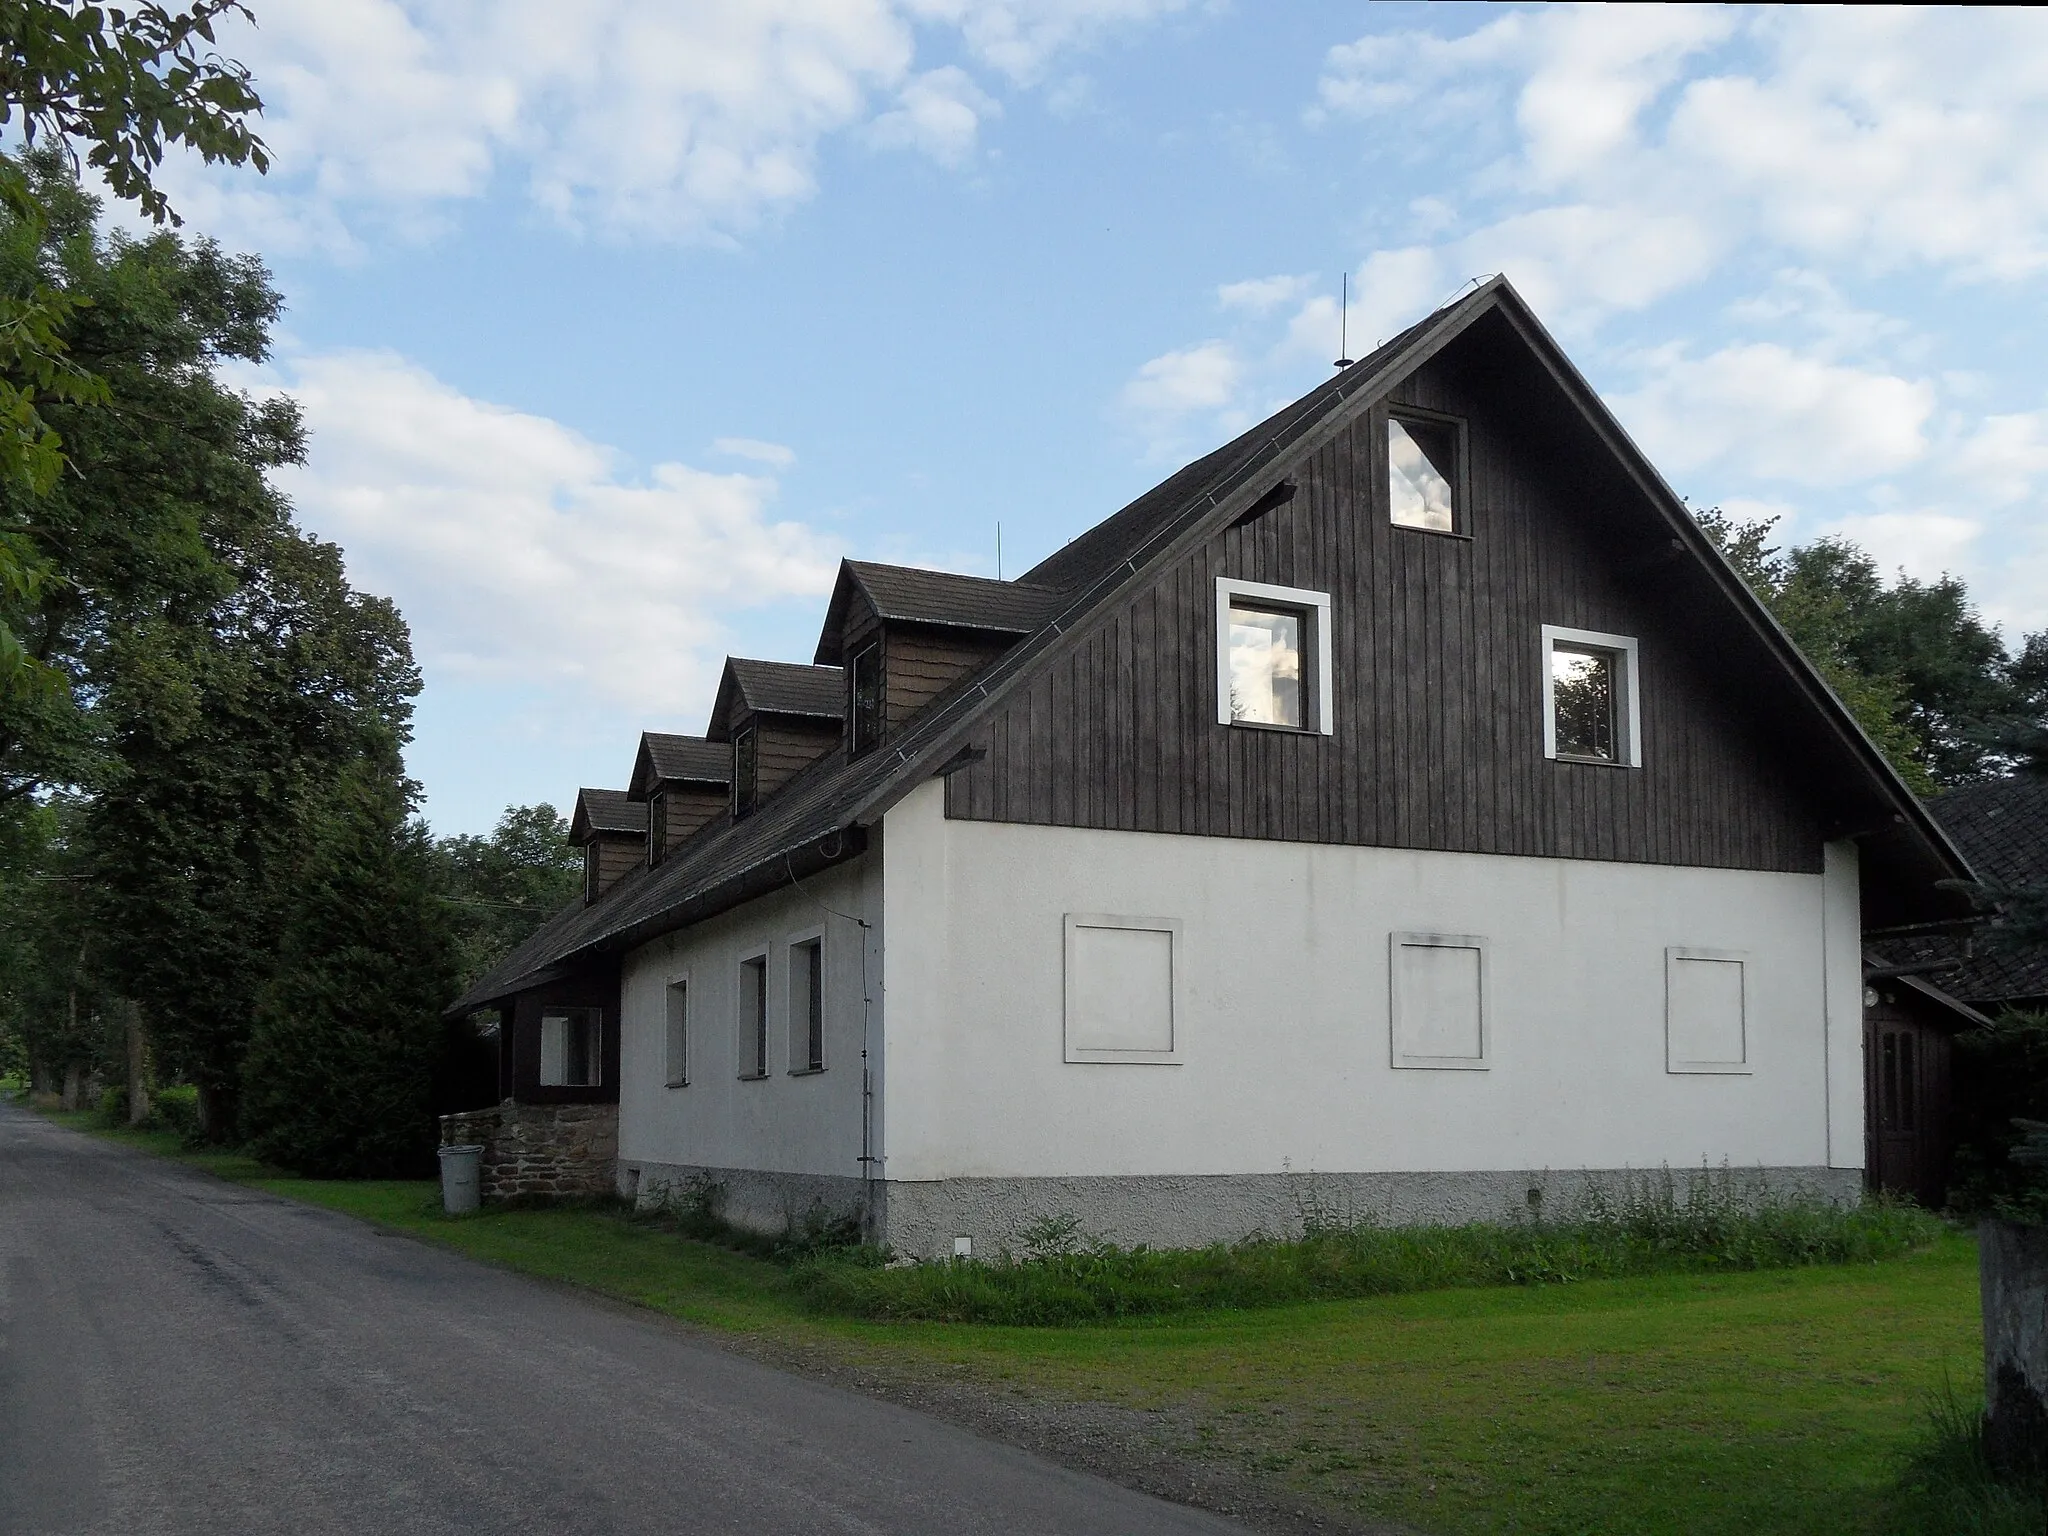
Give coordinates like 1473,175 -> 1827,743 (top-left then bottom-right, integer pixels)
569,788 -> 646,902
814,561 -> 1058,758
707,659 -> 845,817
628,734 -> 732,865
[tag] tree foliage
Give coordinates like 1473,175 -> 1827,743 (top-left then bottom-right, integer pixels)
433,802 -> 581,987
239,764 -> 461,1178
1,0 -> 266,688
1695,507 -> 2046,791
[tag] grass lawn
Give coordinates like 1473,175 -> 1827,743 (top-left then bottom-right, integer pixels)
28,1104 -> 1997,1535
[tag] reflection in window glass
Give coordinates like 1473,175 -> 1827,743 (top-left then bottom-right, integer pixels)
1388,417 -> 1458,531
1228,604 -> 1305,728
539,1007 -> 601,1087
850,643 -> 883,757
1551,645 -> 1616,759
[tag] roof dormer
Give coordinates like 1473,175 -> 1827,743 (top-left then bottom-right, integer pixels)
569,788 -> 646,903
813,561 -> 1058,758
628,733 -> 732,867
707,658 -> 845,818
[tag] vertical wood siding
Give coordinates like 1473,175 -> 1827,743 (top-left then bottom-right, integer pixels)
947,348 -> 1824,874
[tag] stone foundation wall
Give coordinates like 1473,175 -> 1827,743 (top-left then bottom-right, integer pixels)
440,1101 -> 618,1202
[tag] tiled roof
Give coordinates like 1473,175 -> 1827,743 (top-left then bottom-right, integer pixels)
569,788 -> 645,843
814,563 -> 1061,664
1925,774 -> 2048,1005
629,733 -> 730,799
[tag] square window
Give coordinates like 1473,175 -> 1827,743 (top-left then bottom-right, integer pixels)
849,643 -> 884,758
1064,914 -> 1182,1064
788,936 -> 824,1072
1387,413 -> 1461,533
738,953 -> 768,1079
664,979 -> 689,1088
1214,578 -> 1334,735
539,1007 -> 601,1087
732,725 -> 759,817
1541,625 -> 1641,767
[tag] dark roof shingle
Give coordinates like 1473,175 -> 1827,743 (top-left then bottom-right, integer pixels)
629,733 -> 731,799
569,788 -> 645,842
814,562 -> 1061,664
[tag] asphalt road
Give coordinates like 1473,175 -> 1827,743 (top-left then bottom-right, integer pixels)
0,1102 -> 1244,1536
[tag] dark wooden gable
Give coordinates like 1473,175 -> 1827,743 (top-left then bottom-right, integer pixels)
706,659 -> 845,809
945,311 -> 1832,874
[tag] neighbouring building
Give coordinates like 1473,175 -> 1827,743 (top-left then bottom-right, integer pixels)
446,278 -> 1976,1251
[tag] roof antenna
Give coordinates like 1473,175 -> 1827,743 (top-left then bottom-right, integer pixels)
1334,271 -> 1354,369
996,521 -> 1003,581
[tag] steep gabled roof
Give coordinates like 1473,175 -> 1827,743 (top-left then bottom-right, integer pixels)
628,733 -> 731,800
569,788 -> 644,843
448,277 -> 1976,1015
813,561 -> 1062,665
706,658 -> 844,740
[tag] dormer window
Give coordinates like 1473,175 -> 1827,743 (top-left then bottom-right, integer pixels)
1215,578 -> 1335,735
1387,410 -> 1463,534
849,642 -> 883,758
647,790 -> 668,867
733,724 -> 759,817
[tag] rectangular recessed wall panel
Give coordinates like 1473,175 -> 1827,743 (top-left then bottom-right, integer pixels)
1666,948 -> 1749,1073
1064,915 -> 1181,1063
1390,933 -> 1488,1069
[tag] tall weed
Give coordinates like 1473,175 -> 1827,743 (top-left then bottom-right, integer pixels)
792,1169 -> 1942,1325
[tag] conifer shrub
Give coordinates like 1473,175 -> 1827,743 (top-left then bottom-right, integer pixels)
238,766 -> 460,1178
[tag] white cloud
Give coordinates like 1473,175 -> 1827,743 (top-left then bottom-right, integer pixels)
1217,273 -> 1314,314
713,436 -> 799,468
1818,510 -> 1982,583
1118,340 -> 1239,415
869,65 -> 1000,165
263,350 -> 841,716
1953,411 -> 2048,507
158,0 -> 1183,251
1609,344 -> 1934,486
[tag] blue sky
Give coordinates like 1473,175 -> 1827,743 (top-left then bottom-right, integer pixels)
145,2 -> 2048,833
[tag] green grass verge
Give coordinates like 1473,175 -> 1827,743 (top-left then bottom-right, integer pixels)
25,1102 -> 2010,1535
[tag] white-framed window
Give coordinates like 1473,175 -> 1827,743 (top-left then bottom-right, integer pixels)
663,975 -> 689,1088
1389,932 -> 1489,1070
1063,913 -> 1182,1065
1541,624 -> 1641,767
1666,946 -> 1750,1074
1214,577 -> 1335,735
786,929 -> 825,1074
737,950 -> 769,1079
539,1006 -> 602,1087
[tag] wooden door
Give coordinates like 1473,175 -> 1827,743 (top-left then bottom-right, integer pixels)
1864,997 -> 1953,1209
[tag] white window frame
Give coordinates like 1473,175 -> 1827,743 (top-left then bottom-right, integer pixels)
1063,912 -> 1184,1065
1215,577 -> 1335,736
1665,945 -> 1752,1075
784,925 -> 827,1075
736,946 -> 771,1081
1541,624 -> 1641,768
663,972 -> 690,1088
1388,931 -> 1491,1071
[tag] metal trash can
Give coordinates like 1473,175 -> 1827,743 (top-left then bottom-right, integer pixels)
438,1144 -> 484,1215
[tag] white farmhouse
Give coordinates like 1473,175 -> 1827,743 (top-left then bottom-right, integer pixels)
446,279 -> 1973,1255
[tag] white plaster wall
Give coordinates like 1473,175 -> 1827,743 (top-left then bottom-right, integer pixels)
880,780 -> 1853,1182
617,858 -> 881,1179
